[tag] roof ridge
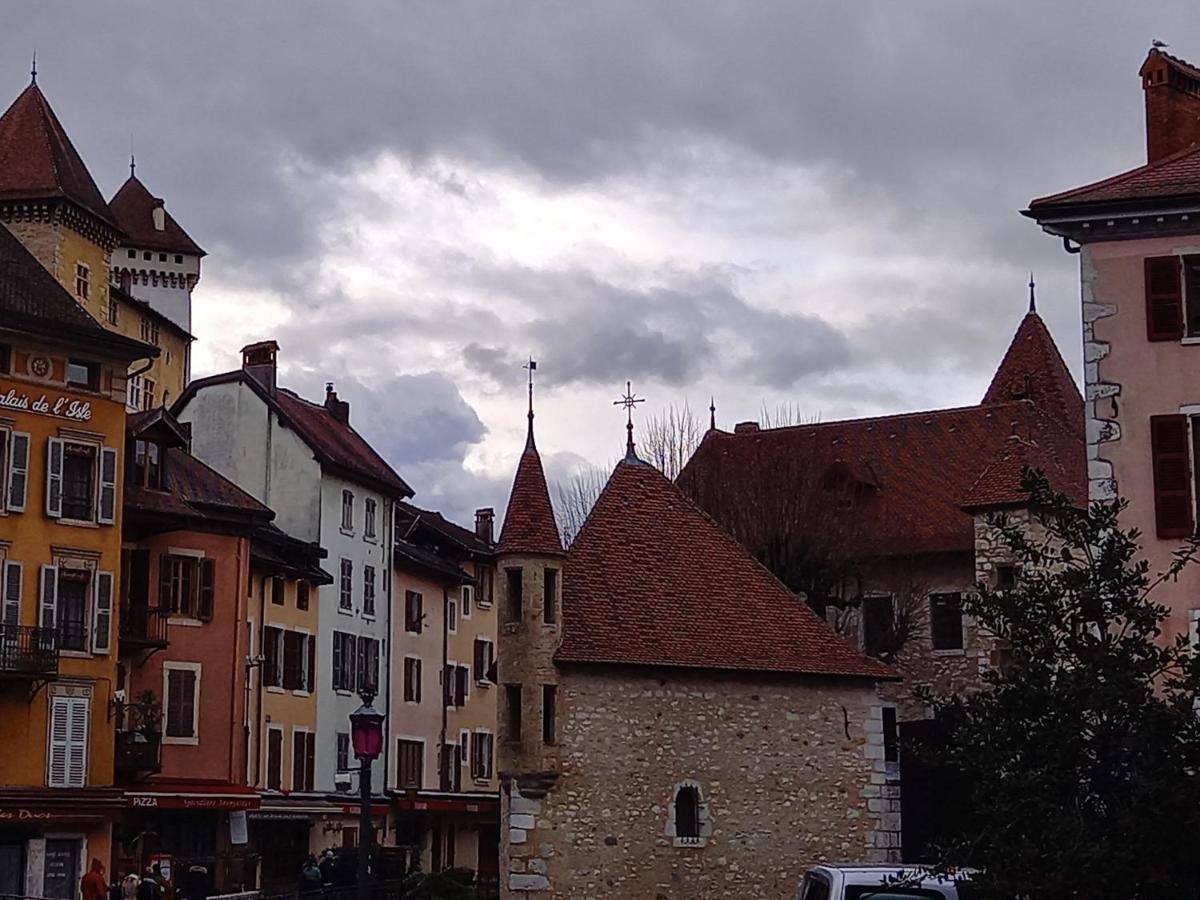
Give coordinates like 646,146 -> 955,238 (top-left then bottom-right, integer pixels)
713,400 -> 1028,438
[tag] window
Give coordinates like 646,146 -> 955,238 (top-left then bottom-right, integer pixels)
127,374 -> 144,411
462,584 -> 473,618
159,253 -> 167,263
882,706 -> 899,763
403,656 -> 422,703
160,555 -> 214,620
292,730 -> 316,792
505,567 -> 523,623
470,731 -> 494,781
405,590 -> 423,633
47,693 -> 89,788
3,559 -> 22,627
164,665 -> 199,741
66,359 -> 98,390
142,378 -> 156,410
397,739 -> 423,789
271,576 -> 286,606
336,732 -> 350,773
128,249 -> 136,258
673,785 -> 700,839
130,440 -> 163,490
543,568 -> 558,624
341,490 -> 354,531
266,727 -> 283,791
50,567 -> 89,652
332,631 -> 356,692
930,592 -> 964,651
364,498 -> 377,540
357,636 -> 380,693
175,254 -> 183,264
447,597 -> 458,633
995,565 -> 1017,590
479,567 -> 493,607
473,637 -> 495,684
47,439 -> 117,524
283,631 -> 308,691
74,263 -> 90,301
504,685 -> 522,742
107,297 -> 119,325
444,664 -> 469,707
542,684 -> 556,745
263,626 -> 282,688
440,743 -> 462,792
363,565 -> 376,617
296,580 -> 310,611
862,595 -> 894,658
139,317 -> 160,345
339,559 -> 353,610
61,442 -> 95,520
143,250 -> 152,261
0,343 -> 9,374
2,430 -> 29,513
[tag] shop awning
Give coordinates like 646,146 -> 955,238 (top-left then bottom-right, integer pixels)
124,780 -> 260,811
0,787 -> 124,823
389,790 -> 499,815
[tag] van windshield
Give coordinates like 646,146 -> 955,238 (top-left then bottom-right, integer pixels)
800,873 -> 831,900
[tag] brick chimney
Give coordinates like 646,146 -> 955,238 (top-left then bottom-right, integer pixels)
241,340 -> 279,396
475,507 -> 495,543
324,382 -> 350,426
734,421 -> 760,434
1140,48 -> 1200,164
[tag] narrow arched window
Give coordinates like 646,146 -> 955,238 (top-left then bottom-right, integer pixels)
674,785 -> 700,839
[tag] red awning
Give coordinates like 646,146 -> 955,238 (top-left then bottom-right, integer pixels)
125,780 -> 260,811
390,794 -> 499,815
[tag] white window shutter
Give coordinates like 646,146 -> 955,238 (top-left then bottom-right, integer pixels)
2,561 -> 21,628
39,565 -> 57,632
92,572 -> 113,654
97,447 -> 118,525
47,696 -> 70,787
45,438 -> 63,518
7,432 -> 29,513
66,696 -> 89,787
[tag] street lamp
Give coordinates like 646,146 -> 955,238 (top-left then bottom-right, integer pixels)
349,690 -> 385,899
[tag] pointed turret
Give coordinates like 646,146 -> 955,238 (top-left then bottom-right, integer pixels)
497,362 -> 563,556
981,303 -> 1082,428
109,175 -> 205,258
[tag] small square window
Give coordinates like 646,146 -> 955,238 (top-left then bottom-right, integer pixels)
127,249 -> 136,259
174,254 -> 183,264
143,251 -> 152,261
159,253 -> 167,263
66,360 -> 99,391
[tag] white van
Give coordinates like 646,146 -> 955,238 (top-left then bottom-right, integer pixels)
798,865 -> 976,900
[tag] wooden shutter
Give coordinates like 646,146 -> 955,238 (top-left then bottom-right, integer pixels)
292,730 -> 306,791
92,571 -> 113,654
263,628 -> 279,688
158,554 -> 173,611
1151,414 -> 1195,537
455,666 -> 468,707
197,559 -> 215,621
1146,256 -> 1185,341
3,561 -> 21,628
66,696 -> 89,787
45,437 -> 63,518
474,640 -> 485,682
97,447 -> 118,524
179,670 -> 196,737
368,640 -> 380,693
7,431 -> 29,512
267,729 -> 282,791
47,695 -> 70,787
305,732 -> 315,791
307,634 -> 316,693
332,632 -> 343,691
39,564 -> 57,631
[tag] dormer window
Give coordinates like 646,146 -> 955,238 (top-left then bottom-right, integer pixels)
130,440 -> 165,490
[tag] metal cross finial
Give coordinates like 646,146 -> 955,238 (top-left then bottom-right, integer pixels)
613,380 -> 645,458
1028,272 -> 1036,314
522,358 -> 538,448
30,52 -> 36,86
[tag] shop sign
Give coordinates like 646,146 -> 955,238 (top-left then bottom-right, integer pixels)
0,808 -> 54,821
127,795 -> 259,810
0,388 -> 92,422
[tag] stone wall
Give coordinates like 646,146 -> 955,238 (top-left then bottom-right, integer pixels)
501,666 -> 895,900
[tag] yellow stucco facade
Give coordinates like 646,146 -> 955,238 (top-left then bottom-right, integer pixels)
447,560 -> 499,795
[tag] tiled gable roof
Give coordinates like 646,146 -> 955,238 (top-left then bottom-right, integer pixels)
397,502 -> 494,556
0,83 -> 118,228
497,429 -> 564,556
126,448 -> 272,524
556,458 -> 893,679
1027,142 -> 1200,210
109,176 -> 205,257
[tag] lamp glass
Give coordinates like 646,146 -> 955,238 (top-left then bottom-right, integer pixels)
350,701 -> 385,760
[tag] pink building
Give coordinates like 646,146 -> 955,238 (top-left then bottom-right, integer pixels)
1026,47 -> 1200,644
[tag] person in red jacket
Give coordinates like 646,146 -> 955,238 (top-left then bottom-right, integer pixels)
81,859 -> 108,900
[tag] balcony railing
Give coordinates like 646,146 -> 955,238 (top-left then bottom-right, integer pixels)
119,605 -> 168,651
114,698 -> 162,781
0,624 -> 59,679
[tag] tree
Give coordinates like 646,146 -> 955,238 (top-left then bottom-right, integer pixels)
922,470 -> 1200,899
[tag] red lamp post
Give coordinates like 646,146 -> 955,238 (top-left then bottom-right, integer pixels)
349,690 -> 385,899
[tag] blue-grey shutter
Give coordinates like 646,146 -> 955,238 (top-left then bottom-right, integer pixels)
39,565 -> 57,630
45,438 -> 63,518
97,447 -> 118,525
2,561 -> 21,627
7,432 -> 29,512
92,571 -> 113,653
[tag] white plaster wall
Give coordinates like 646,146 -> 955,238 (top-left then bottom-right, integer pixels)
113,245 -> 200,332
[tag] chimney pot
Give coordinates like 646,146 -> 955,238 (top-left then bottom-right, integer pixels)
1140,48 -> 1200,163
241,340 -> 279,396
475,507 -> 495,543
734,421 -> 760,434
324,385 -> 350,426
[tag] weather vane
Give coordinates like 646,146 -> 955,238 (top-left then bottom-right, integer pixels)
522,357 -> 538,446
613,380 -> 645,458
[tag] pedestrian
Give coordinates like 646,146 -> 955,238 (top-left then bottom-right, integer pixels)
181,864 -> 208,900
121,873 -> 140,900
318,850 -> 336,887
81,859 -> 108,900
137,866 -> 162,900
299,855 -> 323,895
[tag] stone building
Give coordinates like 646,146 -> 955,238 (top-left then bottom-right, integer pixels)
495,406 -> 896,899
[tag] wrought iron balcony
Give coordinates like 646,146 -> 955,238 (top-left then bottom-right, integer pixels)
0,624 -> 59,679
119,605 -> 168,653
114,698 -> 162,781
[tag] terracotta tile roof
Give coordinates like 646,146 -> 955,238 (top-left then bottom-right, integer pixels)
109,175 -> 205,257
0,83 -> 118,229
960,432 -> 1077,509
397,502 -> 494,556
1027,143 -> 1200,210
555,458 -> 893,679
0,222 -> 152,359
983,311 -> 1083,430
497,427 -> 564,556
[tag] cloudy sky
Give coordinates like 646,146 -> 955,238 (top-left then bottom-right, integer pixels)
5,3 -> 1198,524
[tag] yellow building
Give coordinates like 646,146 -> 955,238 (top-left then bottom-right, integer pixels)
0,75 -> 190,406
0,221 -> 154,894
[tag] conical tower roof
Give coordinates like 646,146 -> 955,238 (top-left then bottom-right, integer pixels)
0,82 -> 118,230
497,423 -> 564,557
109,175 -> 205,256
982,308 -> 1082,430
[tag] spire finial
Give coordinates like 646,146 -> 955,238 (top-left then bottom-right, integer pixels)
522,358 -> 538,449
30,51 -> 37,86
709,396 -> 716,431
613,381 -> 645,460
1028,272 -> 1036,314
130,134 -> 136,179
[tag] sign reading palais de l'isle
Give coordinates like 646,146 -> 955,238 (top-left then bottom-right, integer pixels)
0,388 -> 92,422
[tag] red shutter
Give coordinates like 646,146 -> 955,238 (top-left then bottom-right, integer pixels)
1146,256 -> 1184,341
1151,414 -> 1195,537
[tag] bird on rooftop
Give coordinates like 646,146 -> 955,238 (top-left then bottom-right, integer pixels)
1152,39 -> 1169,49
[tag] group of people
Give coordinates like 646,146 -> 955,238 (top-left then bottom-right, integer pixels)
80,858 -> 212,900
299,849 -> 358,892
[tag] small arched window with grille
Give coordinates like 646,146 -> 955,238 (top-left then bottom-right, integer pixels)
674,786 -> 700,838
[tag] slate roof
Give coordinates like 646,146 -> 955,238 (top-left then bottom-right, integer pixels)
125,448 -> 272,524
0,83 -> 119,229
497,425 -> 564,556
555,457 -> 894,679
174,372 -> 412,498
396,502 -> 494,556
109,175 -> 205,257
393,538 -> 472,585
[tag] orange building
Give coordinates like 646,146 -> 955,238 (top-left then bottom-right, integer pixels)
0,220 -> 152,894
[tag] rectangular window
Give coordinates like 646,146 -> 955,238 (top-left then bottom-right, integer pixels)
336,732 -> 350,773
364,497 -> 377,540
404,656 -> 422,703
440,743 -> 462,792
296,580 -> 310,611
1151,414 -> 1195,538
267,728 -> 283,791
447,596 -> 458,633
283,630 -> 304,690
455,664 -> 469,707
131,440 -> 163,490
357,636 -> 380,693
505,684 -> 522,742
127,374 -> 143,411
543,568 -> 558,624
405,590 -> 423,633
61,442 -> 96,521
363,565 -> 376,617
339,559 -> 353,610
397,739 -> 423,789
271,575 -> 286,606
55,568 -> 89,652
473,637 -> 494,683
74,263 -> 90,301
165,666 -> 199,739
47,693 -> 89,788
1146,255 -> 1185,341
462,584 -> 473,618
160,555 -> 214,620
263,626 -> 282,688
930,592 -> 964,651
341,490 -> 354,531
66,359 -> 98,391
542,684 -> 557,745
332,631 -> 356,691
882,706 -> 899,763
3,559 -> 22,628
142,378 -> 156,411
479,567 -> 493,607
292,730 -> 315,792
505,567 -> 523,623
862,595 -> 894,658
995,565 -> 1017,589
107,296 -> 119,325
470,731 -> 494,781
